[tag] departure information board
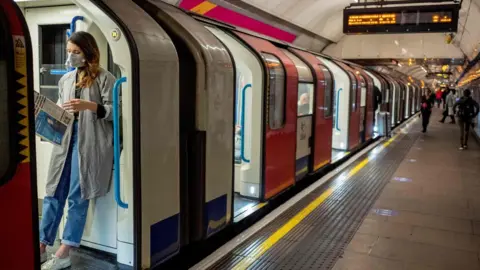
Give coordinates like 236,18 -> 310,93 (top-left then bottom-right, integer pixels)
344,4 -> 459,34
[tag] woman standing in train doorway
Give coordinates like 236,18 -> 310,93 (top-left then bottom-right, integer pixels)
39,31 -> 116,270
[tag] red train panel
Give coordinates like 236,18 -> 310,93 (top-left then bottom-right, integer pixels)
0,1 -> 38,269
234,32 -> 297,200
290,48 -> 332,171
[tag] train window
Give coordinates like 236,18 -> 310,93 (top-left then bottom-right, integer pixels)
320,65 -> 333,118
297,83 -> 314,116
39,24 -> 69,104
261,53 -> 286,129
347,71 -> 357,112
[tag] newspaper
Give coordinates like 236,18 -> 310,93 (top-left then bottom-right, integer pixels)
34,92 -> 74,146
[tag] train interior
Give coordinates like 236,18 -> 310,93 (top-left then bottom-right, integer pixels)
19,0 -> 136,268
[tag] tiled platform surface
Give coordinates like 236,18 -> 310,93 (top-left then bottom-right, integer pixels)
333,108 -> 480,270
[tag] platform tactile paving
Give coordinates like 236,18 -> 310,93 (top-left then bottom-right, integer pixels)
209,128 -> 420,270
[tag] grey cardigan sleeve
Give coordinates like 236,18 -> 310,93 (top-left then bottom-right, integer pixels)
98,71 -> 117,121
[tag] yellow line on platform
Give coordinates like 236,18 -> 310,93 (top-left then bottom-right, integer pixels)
232,133 -> 401,270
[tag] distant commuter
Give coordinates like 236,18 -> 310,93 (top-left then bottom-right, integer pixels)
373,86 -> 382,125
420,95 -> 432,133
442,88 -> 448,109
427,89 -> 435,107
39,31 -> 117,270
435,88 -> 443,108
453,89 -> 479,150
439,89 -> 456,124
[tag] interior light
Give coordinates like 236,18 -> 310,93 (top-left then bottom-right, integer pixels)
249,186 -> 255,195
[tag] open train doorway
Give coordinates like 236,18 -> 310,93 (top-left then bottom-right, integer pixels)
204,26 -> 264,221
2,0 -> 181,269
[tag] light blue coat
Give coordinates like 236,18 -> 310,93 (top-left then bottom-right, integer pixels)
46,67 -> 117,200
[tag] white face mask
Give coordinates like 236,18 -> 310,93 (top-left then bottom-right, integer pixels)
66,52 -> 86,68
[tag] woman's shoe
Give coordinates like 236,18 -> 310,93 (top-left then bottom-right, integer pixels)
41,255 -> 71,270
40,252 -> 47,264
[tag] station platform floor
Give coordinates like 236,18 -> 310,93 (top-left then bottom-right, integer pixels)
194,107 -> 480,270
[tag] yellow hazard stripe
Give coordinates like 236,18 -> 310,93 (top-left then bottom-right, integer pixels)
190,1 -> 217,15
232,133 -> 402,270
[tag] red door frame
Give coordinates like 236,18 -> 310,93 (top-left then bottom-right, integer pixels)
233,32 -> 297,200
334,61 -> 361,150
0,1 -> 39,269
290,48 -> 332,171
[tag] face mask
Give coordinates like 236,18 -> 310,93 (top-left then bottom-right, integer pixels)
66,52 -> 86,68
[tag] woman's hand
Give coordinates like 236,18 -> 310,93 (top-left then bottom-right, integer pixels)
63,99 -> 97,113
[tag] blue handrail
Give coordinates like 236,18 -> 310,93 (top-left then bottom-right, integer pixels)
113,77 -> 128,209
240,84 -> 252,163
67,16 -> 84,38
335,88 -> 343,131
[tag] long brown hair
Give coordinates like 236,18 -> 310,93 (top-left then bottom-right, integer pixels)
68,31 -> 100,88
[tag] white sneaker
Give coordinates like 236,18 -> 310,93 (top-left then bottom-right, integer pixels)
41,255 -> 71,270
40,252 -> 48,264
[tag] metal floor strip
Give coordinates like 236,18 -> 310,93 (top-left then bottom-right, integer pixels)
208,130 -> 420,270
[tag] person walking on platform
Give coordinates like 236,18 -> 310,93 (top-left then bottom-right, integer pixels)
39,31 -> 117,270
435,88 -> 443,108
373,85 -> 382,126
442,88 -> 448,109
453,89 -> 479,150
420,95 -> 432,133
427,89 -> 435,107
439,89 -> 456,124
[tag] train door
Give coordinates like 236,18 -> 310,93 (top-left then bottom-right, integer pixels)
282,49 -> 314,181
405,83 -> 410,118
316,57 -> 351,162
399,82 -> 406,122
290,48 -> 333,172
339,63 -> 361,151
7,0 -> 182,269
357,75 -> 367,142
355,68 -> 374,142
135,1 -> 235,246
411,85 -> 415,115
390,79 -> 398,126
233,32 -> 297,201
204,26 -> 263,221
0,2 -> 38,269
364,70 -> 382,134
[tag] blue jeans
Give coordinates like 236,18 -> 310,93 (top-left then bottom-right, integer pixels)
40,121 -> 89,247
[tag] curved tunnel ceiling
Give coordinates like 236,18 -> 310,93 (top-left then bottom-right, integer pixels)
220,0 -> 480,86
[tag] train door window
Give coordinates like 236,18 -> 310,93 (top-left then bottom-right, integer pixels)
39,24 -> 69,103
281,49 -> 313,116
346,71 -> 357,112
297,83 -> 314,116
261,53 -> 285,129
320,65 -> 333,118
360,76 -> 367,107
